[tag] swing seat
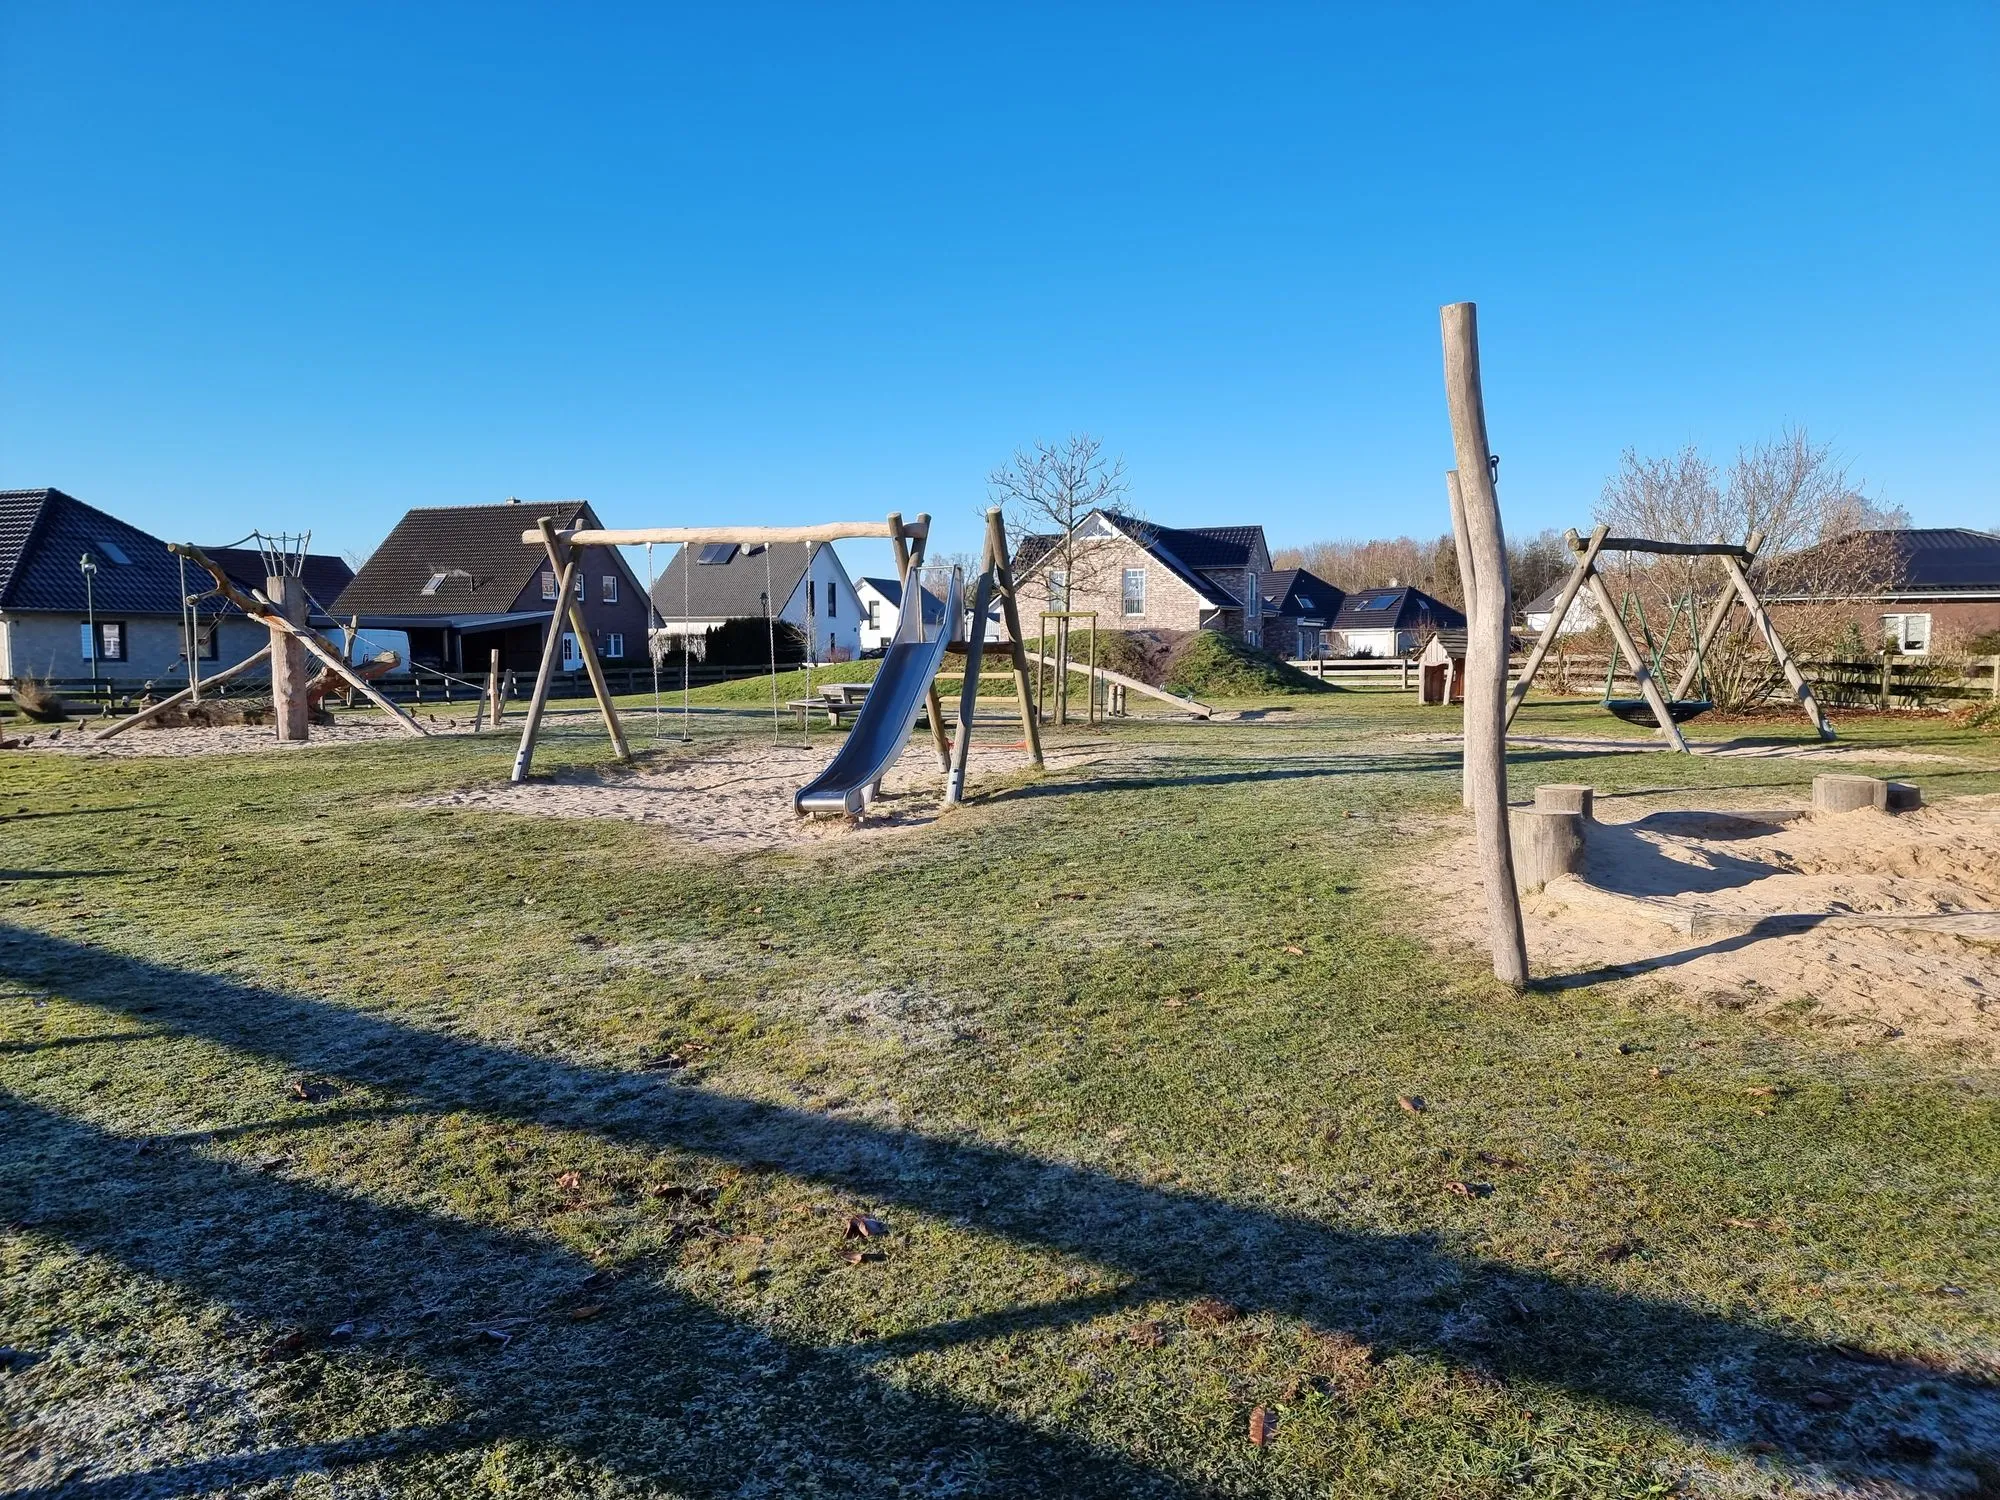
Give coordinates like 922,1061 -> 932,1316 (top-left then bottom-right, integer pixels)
1603,697 -> 1712,727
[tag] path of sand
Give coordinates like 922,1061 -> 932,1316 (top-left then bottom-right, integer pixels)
1391,731 -> 1974,763
1417,793 -> 2000,1052
7,717 -> 477,757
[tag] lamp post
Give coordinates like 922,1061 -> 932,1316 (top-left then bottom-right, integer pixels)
79,552 -> 99,694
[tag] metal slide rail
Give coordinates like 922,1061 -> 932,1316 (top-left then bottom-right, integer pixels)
795,566 -> 963,817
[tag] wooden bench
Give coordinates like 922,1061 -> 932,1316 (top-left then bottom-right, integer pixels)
787,694 -> 864,729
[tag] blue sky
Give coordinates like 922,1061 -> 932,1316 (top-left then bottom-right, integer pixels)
3,3 -> 1994,571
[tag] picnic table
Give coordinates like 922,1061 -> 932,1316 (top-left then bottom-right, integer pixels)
786,683 -> 871,728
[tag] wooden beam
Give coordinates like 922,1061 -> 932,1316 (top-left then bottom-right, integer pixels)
945,531 -> 995,806
985,507 -> 1044,767
1718,547 -> 1836,740
1048,656 -> 1209,717
1505,523 -> 1609,730
1597,538 -> 1751,558
536,517 -> 632,763
528,521 -> 916,548
1581,567 -> 1689,751
510,547 -> 583,782
1670,530 -> 1762,701
92,645 -> 274,741
890,511 -> 951,771
1440,303 -> 1529,988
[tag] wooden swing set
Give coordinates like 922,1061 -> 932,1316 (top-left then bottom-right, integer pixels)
1505,524 -> 1834,752
507,506 -> 1047,807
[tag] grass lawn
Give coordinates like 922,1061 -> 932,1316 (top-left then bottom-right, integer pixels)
3,691 -> 1998,1497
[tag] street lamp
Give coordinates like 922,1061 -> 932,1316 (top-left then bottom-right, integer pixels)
79,552 -> 99,691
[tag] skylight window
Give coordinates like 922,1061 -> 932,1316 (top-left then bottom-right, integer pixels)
420,571 -> 449,595
1363,591 -> 1399,610
696,543 -> 739,565
94,539 -> 132,565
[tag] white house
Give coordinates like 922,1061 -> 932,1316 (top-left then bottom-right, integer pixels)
1521,578 -> 1599,638
855,574 -> 1002,654
648,540 -> 864,662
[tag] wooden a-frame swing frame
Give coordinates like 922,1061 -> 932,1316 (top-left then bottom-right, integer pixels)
1505,525 -> 1834,752
507,508 -> 1047,803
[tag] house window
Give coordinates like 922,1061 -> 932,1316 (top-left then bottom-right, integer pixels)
1244,571 -> 1259,645
826,585 -> 835,619
1048,569 -> 1070,609
806,580 -> 817,616
541,570 -> 557,600
1882,613 -> 1932,654
1299,627 -> 1321,656
1122,567 -> 1145,616
93,539 -> 133,565
602,575 -> 618,603
866,599 -> 881,629
196,620 -> 220,660
81,621 -> 127,661
604,632 -> 625,659
574,571 -> 585,601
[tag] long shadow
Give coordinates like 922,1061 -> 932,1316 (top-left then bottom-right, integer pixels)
2,926 -> 1992,1492
982,751 -> 1464,802
0,870 -> 130,883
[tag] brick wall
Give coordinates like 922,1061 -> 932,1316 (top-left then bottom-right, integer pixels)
1021,537 -> 1211,634
1770,597 -> 2000,651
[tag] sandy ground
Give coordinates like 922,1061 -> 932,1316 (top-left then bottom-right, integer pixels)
1391,731 -> 1974,763
5,716 -> 476,756
414,735 -> 1106,851
1418,793 -> 2000,1052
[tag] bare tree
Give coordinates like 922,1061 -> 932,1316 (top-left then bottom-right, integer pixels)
988,434 -> 1131,722
1590,428 -> 1904,710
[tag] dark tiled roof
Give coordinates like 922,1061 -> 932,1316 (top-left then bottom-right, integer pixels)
1013,534 -> 1058,577
1331,585 -> 1466,632
650,541 -> 818,621
1263,568 -> 1344,622
0,488 -> 189,615
332,501 -> 606,617
1869,527 -> 2000,592
205,546 -> 355,621
858,575 -> 905,607
1014,513 -> 1245,608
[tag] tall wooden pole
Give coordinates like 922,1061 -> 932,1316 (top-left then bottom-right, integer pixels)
891,512 -> 952,770
985,507 -> 1044,767
511,547 -> 582,782
1445,472 -> 1478,808
536,518 -> 631,763
1440,302 -> 1529,988
945,532 -> 997,806
267,575 -> 311,742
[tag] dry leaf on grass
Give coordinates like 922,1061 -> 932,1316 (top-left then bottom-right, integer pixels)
1397,1095 -> 1425,1113
844,1213 -> 886,1240
1281,944 -> 1305,956
568,1304 -> 605,1322
1248,1406 -> 1274,1447
555,1171 -> 583,1193
1185,1297 -> 1240,1329
845,1250 -> 885,1265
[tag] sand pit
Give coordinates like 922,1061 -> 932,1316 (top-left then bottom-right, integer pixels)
1419,793 -> 2000,1052
415,736 -> 1106,851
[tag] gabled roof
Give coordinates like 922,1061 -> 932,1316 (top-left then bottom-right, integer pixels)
0,488 -> 189,616
205,546 -> 355,620
1263,568 -> 1344,622
857,575 -> 905,606
332,501 -> 613,618
1332,585 -> 1466,633
1848,527 -> 2000,593
651,540 -> 852,621
1013,511 -> 1264,610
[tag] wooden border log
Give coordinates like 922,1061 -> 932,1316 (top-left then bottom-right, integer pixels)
92,645 -> 274,741
1440,302 -> 1529,987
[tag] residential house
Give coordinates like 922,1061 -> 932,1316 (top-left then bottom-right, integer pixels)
1013,511 -> 1276,646
0,487 -> 351,684
649,541 -> 863,662
332,500 -> 650,674
1260,568 -> 1344,658
855,574 -> 1001,654
1520,577 -> 1600,638
207,546 -> 356,629
1765,527 -> 2000,655
1327,585 -> 1466,658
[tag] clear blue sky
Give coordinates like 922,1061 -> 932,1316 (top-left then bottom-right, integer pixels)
4,3 -> 1994,570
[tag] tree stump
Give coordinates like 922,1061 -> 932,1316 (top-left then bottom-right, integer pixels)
1812,774 -> 1881,815
1511,808 -> 1585,891
1534,783 -> 1594,819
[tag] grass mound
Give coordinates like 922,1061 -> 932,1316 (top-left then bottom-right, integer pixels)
1162,631 -> 1336,697
685,660 -> 883,704
1017,629 -> 1164,685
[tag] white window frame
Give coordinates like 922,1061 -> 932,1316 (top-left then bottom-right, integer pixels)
1121,567 -> 1145,616
1244,571 -> 1260,646
1881,612 -> 1932,655
601,574 -> 618,603
866,598 -> 881,629
541,570 -> 557,601
574,572 -> 585,601
1048,569 -> 1070,610
604,632 -> 624,659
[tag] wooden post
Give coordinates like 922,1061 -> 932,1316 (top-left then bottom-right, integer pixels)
890,511 -> 952,770
267,575 -> 311,742
1713,549 -> 1833,738
510,547 -> 582,782
487,649 -> 502,729
536,518 -> 631,763
1511,808 -> 1585,891
1670,530 -> 1762,701
1440,302 -> 1529,988
984,507 -> 1044,766
1534,783 -> 1594,818
1580,563 -> 1689,750
946,534 -> 997,806
93,645 -> 274,741
1506,524 -> 1610,728
1813,773 -> 1880,814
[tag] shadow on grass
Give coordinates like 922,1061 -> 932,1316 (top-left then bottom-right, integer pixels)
2,926 -> 1993,1495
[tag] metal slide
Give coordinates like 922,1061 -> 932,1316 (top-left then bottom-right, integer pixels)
794,566 -> 963,817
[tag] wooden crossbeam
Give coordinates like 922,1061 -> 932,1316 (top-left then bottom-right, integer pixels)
1504,523 -> 1609,731
1597,538 -> 1751,558
529,521 -> 922,548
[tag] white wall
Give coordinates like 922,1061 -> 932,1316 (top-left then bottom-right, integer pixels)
854,580 -> 897,653
1335,627 -> 1403,658
779,547 -> 863,662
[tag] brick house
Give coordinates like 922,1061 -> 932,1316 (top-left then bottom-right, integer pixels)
1013,511 -> 1280,646
333,500 -> 650,674
1765,527 -> 2000,655
0,487 -> 351,685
